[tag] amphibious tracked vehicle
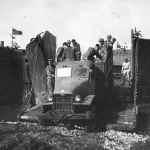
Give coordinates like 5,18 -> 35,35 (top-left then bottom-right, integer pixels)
20,43 -> 113,126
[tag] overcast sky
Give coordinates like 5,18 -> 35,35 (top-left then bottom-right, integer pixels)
0,0 -> 150,51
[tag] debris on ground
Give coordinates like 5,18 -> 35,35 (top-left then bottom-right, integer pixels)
0,122 -> 149,150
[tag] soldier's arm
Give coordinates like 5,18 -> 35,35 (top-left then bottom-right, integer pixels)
82,47 -> 92,60
87,48 -> 95,60
96,52 -> 102,60
56,47 -> 64,62
56,47 -> 62,57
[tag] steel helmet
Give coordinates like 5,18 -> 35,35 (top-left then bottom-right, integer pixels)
98,38 -> 104,42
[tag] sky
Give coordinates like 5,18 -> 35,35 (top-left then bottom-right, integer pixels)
0,0 -> 150,52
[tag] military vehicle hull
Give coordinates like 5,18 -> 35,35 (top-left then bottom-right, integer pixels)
20,59 -> 113,127
20,39 -> 113,127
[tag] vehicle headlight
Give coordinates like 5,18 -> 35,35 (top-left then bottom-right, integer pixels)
20,115 -> 29,120
48,97 -> 53,101
74,95 -> 81,102
60,89 -> 65,95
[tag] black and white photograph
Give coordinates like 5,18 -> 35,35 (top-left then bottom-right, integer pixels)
0,0 -> 150,149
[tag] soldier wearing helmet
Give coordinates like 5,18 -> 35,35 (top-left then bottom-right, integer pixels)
106,34 -> 116,48
121,58 -> 131,85
60,40 -> 75,61
83,44 -> 102,62
71,39 -> 81,60
56,42 -> 67,62
67,40 -> 71,48
107,34 -> 112,41
98,38 -> 107,61
98,38 -> 105,47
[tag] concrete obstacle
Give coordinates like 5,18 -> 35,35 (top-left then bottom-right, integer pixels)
26,31 -> 56,105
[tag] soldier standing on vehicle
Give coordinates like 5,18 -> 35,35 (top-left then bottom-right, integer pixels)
71,39 -> 81,60
56,42 -> 67,62
98,38 -> 107,61
98,35 -> 116,62
83,44 -> 102,62
62,41 -> 75,61
98,38 -> 105,48
106,34 -> 116,48
67,40 -> 71,48
121,58 -> 131,85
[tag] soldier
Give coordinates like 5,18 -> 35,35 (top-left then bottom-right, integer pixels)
98,38 -> 107,61
106,34 -> 116,48
98,35 -> 116,62
83,44 -> 102,62
56,42 -> 67,62
67,40 -> 71,48
98,38 -> 105,48
63,42 -> 75,61
71,39 -> 81,60
121,58 -> 131,85
46,59 -> 55,101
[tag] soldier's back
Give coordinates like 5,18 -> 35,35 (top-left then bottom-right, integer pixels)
99,46 -> 107,62
63,47 -> 75,61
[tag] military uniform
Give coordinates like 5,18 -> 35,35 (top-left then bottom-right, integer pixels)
106,35 -> 116,48
121,61 -> 131,80
73,43 -> 81,60
84,47 -> 102,62
56,46 -> 64,62
99,45 -> 107,62
62,47 -> 75,61
46,61 -> 55,100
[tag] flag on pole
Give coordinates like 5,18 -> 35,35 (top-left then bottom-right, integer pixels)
12,36 -> 15,39
12,28 -> 23,35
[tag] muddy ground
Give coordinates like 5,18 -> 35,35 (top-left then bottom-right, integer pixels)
0,69 -> 149,150
0,121 -> 150,150
0,100 -> 150,149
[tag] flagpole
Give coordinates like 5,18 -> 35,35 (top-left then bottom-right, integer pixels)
11,28 -> 13,48
11,28 -> 23,48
